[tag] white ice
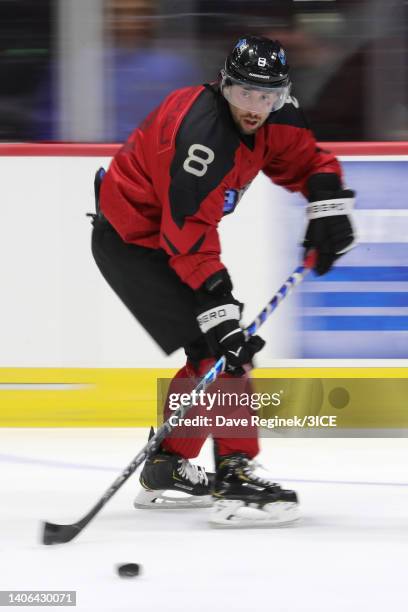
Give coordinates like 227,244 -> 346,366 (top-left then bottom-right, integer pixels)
1,428 -> 408,611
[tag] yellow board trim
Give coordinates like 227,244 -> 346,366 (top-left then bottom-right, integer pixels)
1,367 -> 408,427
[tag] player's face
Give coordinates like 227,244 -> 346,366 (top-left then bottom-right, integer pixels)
221,77 -> 290,131
228,85 -> 280,115
224,84 -> 282,134
228,103 -> 270,135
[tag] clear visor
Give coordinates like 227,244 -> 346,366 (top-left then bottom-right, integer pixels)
221,74 -> 290,114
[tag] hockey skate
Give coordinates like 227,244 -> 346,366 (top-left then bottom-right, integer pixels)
134,450 -> 214,509
210,453 -> 299,527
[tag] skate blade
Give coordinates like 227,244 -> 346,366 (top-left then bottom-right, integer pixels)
134,487 -> 212,510
209,500 -> 300,528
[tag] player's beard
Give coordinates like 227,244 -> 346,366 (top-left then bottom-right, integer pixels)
229,105 -> 268,135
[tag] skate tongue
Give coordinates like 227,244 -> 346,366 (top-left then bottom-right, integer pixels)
177,459 -> 209,486
246,461 -> 279,488
219,453 -> 249,469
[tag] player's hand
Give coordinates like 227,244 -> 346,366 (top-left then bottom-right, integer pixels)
196,296 -> 265,375
195,270 -> 265,375
303,189 -> 356,275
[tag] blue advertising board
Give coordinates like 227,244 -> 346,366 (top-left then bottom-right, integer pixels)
298,158 -> 408,358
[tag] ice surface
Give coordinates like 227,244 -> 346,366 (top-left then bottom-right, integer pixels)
1,428 -> 408,611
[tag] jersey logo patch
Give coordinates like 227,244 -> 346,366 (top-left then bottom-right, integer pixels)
223,181 -> 253,216
223,189 -> 239,215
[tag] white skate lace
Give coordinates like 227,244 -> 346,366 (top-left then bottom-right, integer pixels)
177,459 -> 209,486
242,460 -> 279,488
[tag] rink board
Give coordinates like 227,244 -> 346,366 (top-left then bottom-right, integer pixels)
298,156 -> 408,357
1,143 -> 408,426
1,366 -> 408,427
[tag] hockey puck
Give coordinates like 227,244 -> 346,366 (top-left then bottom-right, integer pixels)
117,563 -> 141,578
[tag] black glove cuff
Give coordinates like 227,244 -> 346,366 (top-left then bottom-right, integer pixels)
307,173 -> 343,202
195,269 -> 234,306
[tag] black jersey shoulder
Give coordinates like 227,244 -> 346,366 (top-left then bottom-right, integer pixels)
169,85 -> 241,229
267,97 -> 310,129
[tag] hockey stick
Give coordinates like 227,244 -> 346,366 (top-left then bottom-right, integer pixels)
41,250 -> 316,545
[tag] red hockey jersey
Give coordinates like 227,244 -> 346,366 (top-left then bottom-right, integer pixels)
100,84 -> 342,290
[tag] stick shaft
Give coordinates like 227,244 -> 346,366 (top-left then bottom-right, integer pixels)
42,253 -> 314,542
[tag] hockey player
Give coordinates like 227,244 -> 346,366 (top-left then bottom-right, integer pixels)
91,36 -> 355,526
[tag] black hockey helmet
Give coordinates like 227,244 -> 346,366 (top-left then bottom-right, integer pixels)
221,36 -> 291,113
225,36 -> 290,88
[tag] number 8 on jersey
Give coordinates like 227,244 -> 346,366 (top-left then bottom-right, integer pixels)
183,144 -> 215,177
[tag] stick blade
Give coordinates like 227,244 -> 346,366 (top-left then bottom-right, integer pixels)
42,521 -> 81,545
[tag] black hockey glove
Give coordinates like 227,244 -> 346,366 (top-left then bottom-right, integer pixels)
304,174 -> 356,276
195,270 -> 265,376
